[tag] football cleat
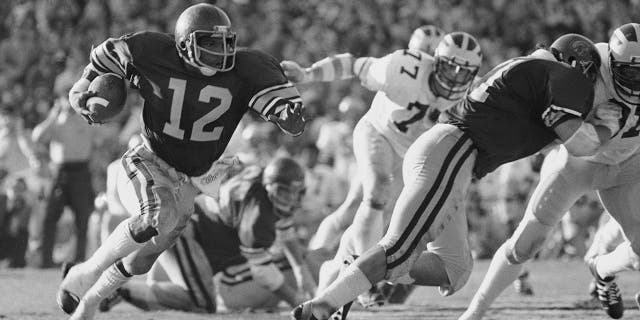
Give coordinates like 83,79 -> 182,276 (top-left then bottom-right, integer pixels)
57,262 -> 101,315
291,302 -> 318,320
98,288 -> 123,312
514,271 -> 534,296
588,258 -> 624,319
357,285 -> 386,309
291,301 -> 342,320
330,301 -> 353,320
57,262 -> 80,315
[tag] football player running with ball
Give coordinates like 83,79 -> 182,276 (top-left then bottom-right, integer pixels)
282,29 -> 481,306
292,33 -> 619,320
57,4 -> 306,320
460,23 -> 640,320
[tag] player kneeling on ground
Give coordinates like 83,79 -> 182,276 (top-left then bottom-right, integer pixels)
100,157 -> 316,313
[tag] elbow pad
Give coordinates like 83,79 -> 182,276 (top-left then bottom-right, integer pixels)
563,122 -> 599,157
249,262 -> 285,291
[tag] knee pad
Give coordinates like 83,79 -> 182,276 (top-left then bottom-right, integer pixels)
504,214 -> 554,264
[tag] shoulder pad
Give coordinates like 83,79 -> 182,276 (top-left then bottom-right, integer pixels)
235,48 -> 286,83
366,49 -> 431,106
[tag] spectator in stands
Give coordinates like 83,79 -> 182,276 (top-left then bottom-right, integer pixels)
0,176 -> 32,268
30,77 -> 99,268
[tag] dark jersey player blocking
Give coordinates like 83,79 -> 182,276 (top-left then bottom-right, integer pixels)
292,34 -> 623,320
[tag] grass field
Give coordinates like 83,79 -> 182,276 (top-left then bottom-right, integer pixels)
0,259 -> 638,320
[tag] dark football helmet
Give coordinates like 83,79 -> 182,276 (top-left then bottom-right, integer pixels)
174,3 -> 237,75
608,23 -> 640,105
432,32 -> 483,100
262,157 -> 306,217
550,33 -> 601,83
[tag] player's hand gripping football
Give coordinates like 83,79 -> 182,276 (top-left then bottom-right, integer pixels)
269,101 -> 306,136
69,90 -> 101,125
280,60 -> 309,83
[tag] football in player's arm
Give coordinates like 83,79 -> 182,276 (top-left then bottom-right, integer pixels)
57,4 -> 307,320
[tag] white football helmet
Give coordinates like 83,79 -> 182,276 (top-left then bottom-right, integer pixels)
408,25 -> 445,56
432,32 -> 482,100
609,23 -> 640,105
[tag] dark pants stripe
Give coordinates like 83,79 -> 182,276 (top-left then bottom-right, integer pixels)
388,143 -> 474,269
386,133 -> 470,257
121,147 -> 158,218
173,244 -> 199,307
179,237 -> 215,312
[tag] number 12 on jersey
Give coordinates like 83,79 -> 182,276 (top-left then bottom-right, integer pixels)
163,77 -> 232,142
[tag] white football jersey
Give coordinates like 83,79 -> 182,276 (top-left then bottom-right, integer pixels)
584,43 -> 640,164
359,49 -> 458,156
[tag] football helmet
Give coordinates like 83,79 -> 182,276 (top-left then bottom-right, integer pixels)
408,25 -> 445,56
550,33 -> 600,83
175,4 -> 237,75
609,23 -> 640,105
263,157 -> 306,217
431,32 -> 482,100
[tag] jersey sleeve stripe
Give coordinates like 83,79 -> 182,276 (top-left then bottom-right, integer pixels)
89,39 -> 131,77
261,95 -> 303,117
89,50 -> 112,74
91,44 -> 123,76
331,55 -> 344,79
542,104 -> 582,120
249,83 -> 301,114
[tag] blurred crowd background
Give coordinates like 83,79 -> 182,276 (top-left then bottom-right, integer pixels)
0,0 -> 638,268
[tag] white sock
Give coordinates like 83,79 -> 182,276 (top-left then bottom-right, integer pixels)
83,261 -> 132,305
317,264 -> 372,309
84,218 -> 145,275
595,242 -> 639,279
466,243 -> 524,316
317,259 -> 342,294
351,206 -> 384,255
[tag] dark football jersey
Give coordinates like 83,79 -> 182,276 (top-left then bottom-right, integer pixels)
190,166 -> 292,271
87,31 -> 301,176
443,57 -> 594,178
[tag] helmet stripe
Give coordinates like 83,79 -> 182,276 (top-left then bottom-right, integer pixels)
451,33 -> 465,48
620,23 -> 638,42
467,36 -> 477,51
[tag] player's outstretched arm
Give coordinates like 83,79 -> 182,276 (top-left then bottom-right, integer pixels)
281,53 -> 363,84
555,103 -> 622,157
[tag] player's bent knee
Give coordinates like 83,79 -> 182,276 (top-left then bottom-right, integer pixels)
128,214 -> 159,243
250,263 -> 285,291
